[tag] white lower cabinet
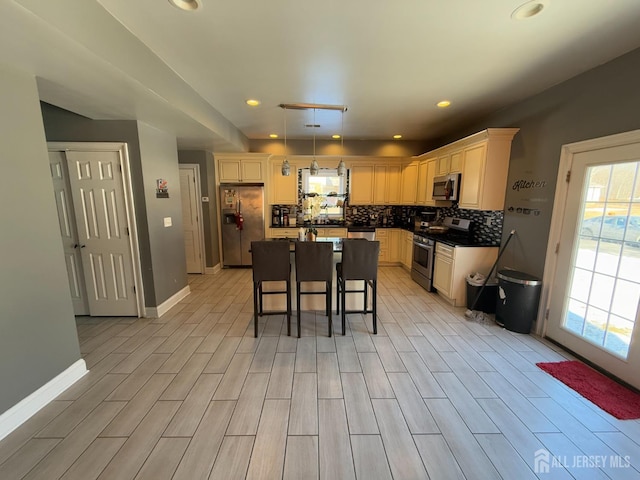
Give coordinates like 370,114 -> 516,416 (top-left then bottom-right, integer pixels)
432,243 -> 498,306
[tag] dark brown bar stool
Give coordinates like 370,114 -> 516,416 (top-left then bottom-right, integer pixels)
336,239 -> 380,335
295,241 -> 334,337
250,241 -> 292,338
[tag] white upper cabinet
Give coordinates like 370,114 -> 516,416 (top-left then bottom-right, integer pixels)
419,128 -> 519,211
216,154 -> 268,183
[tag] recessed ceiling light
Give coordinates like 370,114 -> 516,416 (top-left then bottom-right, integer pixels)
269,134 -> 278,139
511,0 -> 548,20
393,135 -> 402,140
437,100 -> 451,108
246,99 -> 261,107
168,0 -> 201,11
332,134 -> 341,139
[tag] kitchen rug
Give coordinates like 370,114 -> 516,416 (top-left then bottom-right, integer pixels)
536,360 -> 640,420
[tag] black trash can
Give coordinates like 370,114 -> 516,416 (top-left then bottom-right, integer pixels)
466,280 -> 498,313
495,270 -> 542,333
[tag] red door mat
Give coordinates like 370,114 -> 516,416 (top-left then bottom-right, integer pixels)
537,361 -> 640,420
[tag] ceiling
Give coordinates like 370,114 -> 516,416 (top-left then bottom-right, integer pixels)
3,0 -> 640,152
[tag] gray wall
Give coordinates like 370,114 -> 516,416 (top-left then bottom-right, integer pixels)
41,105 -> 190,307
178,150 -> 220,268
433,47 -> 640,279
40,104 -> 156,306
138,123 -> 188,304
0,66 -> 82,413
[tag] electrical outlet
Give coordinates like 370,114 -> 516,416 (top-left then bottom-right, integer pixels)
486,216 -> 493,226
352,207 -> 358,215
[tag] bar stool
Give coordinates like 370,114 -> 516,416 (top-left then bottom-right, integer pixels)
336,239 -> 380,335
295,241 -> 334,337
250,241 -> 292,338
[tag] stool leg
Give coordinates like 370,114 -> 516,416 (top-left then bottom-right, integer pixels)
372,280 -> 377,335
341,282 -> 347,335
327,281 -> 332,337
363,280 -> 368,314
296,281 -> 301,338
336,278 -> 340,315
259,284 -> 264,316
287,280 -> 292,337
253,281 -> 259,338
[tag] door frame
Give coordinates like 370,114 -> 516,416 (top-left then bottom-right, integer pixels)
541,129 -> 640,336
179,164 -> 206,274
47,142 -> 146,317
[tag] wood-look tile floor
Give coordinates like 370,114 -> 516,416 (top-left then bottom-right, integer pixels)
2,266 -> 640,479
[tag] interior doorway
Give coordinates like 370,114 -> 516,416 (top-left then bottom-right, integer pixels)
179,164 -> 205,274
544,130 -> 640,389
48,142 -> 144,317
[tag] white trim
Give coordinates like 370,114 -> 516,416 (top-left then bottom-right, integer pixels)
145,285 -> 191,318
205,264 -> 221,275
179,164 -> 206,274
541,129 -> 640,336
46,142 -> 146,317
0,359 -> 87,441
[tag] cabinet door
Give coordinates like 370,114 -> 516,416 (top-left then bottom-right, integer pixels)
433,254 -> 453,297
241,160 -> 263,182
423,159 -> 437,206
219,160 -> 241,182
271,162 -> 298,204
400,162 -> 418,204
450,150 -> 463,173
350,165 -> 374,205
404,233 -> 413,267
386,165 -> 402,204
436,155 -> 450,175
389,229 -> 401,262
416,160 -> 429,205
373,165 -> 387,205
459,143 -> 487,209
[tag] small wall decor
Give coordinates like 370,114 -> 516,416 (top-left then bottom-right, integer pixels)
156,178 -> 169,198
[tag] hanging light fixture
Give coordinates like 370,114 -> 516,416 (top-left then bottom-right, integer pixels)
281,108 -> 290,176
337,109 -> 347,176
309,108 -> 319,175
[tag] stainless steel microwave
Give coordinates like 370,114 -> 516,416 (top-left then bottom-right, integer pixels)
432,173 -> 460,201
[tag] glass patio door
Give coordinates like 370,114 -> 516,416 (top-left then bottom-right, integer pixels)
546,134 -> 640,389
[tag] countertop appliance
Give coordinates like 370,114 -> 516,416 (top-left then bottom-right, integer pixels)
220,184 -> 265,266
433,173 -> 460,201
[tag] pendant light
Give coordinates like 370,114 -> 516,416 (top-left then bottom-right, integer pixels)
281,108 -> 290,176
309,108 -> 319,175
337,109 -> 347,176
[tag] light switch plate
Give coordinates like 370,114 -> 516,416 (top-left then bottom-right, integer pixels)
164,217 -> 172,227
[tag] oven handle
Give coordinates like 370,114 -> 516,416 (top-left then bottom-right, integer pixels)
413,242 -> 432,251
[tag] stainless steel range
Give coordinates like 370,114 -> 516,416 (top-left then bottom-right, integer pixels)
411,217 -> 474,291
411,233 -> 435,291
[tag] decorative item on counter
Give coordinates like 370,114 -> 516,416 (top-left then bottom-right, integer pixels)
306,227 -> 317,242
298,227 -> 305,241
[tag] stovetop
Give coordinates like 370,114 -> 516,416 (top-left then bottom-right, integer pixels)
413,216 -> 498,247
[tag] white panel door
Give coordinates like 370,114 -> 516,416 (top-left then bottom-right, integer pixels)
49,151 -> 89,315
179,166 -> 203,273
65,150 -> 138,316
547,135 -> 640,389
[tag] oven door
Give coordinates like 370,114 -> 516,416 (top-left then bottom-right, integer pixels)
411,239 -> 434,291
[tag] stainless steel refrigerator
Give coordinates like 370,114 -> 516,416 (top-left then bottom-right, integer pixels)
219,184 -> 265,266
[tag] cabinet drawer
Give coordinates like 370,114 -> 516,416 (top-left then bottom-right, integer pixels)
435,242 -> 454,258
270,228 -> 299,238
375,229 -> 388,238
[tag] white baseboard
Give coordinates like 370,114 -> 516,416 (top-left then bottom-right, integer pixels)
145,285 -> 191,318
205,264 -> 221,275
0,359 -> 87,441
